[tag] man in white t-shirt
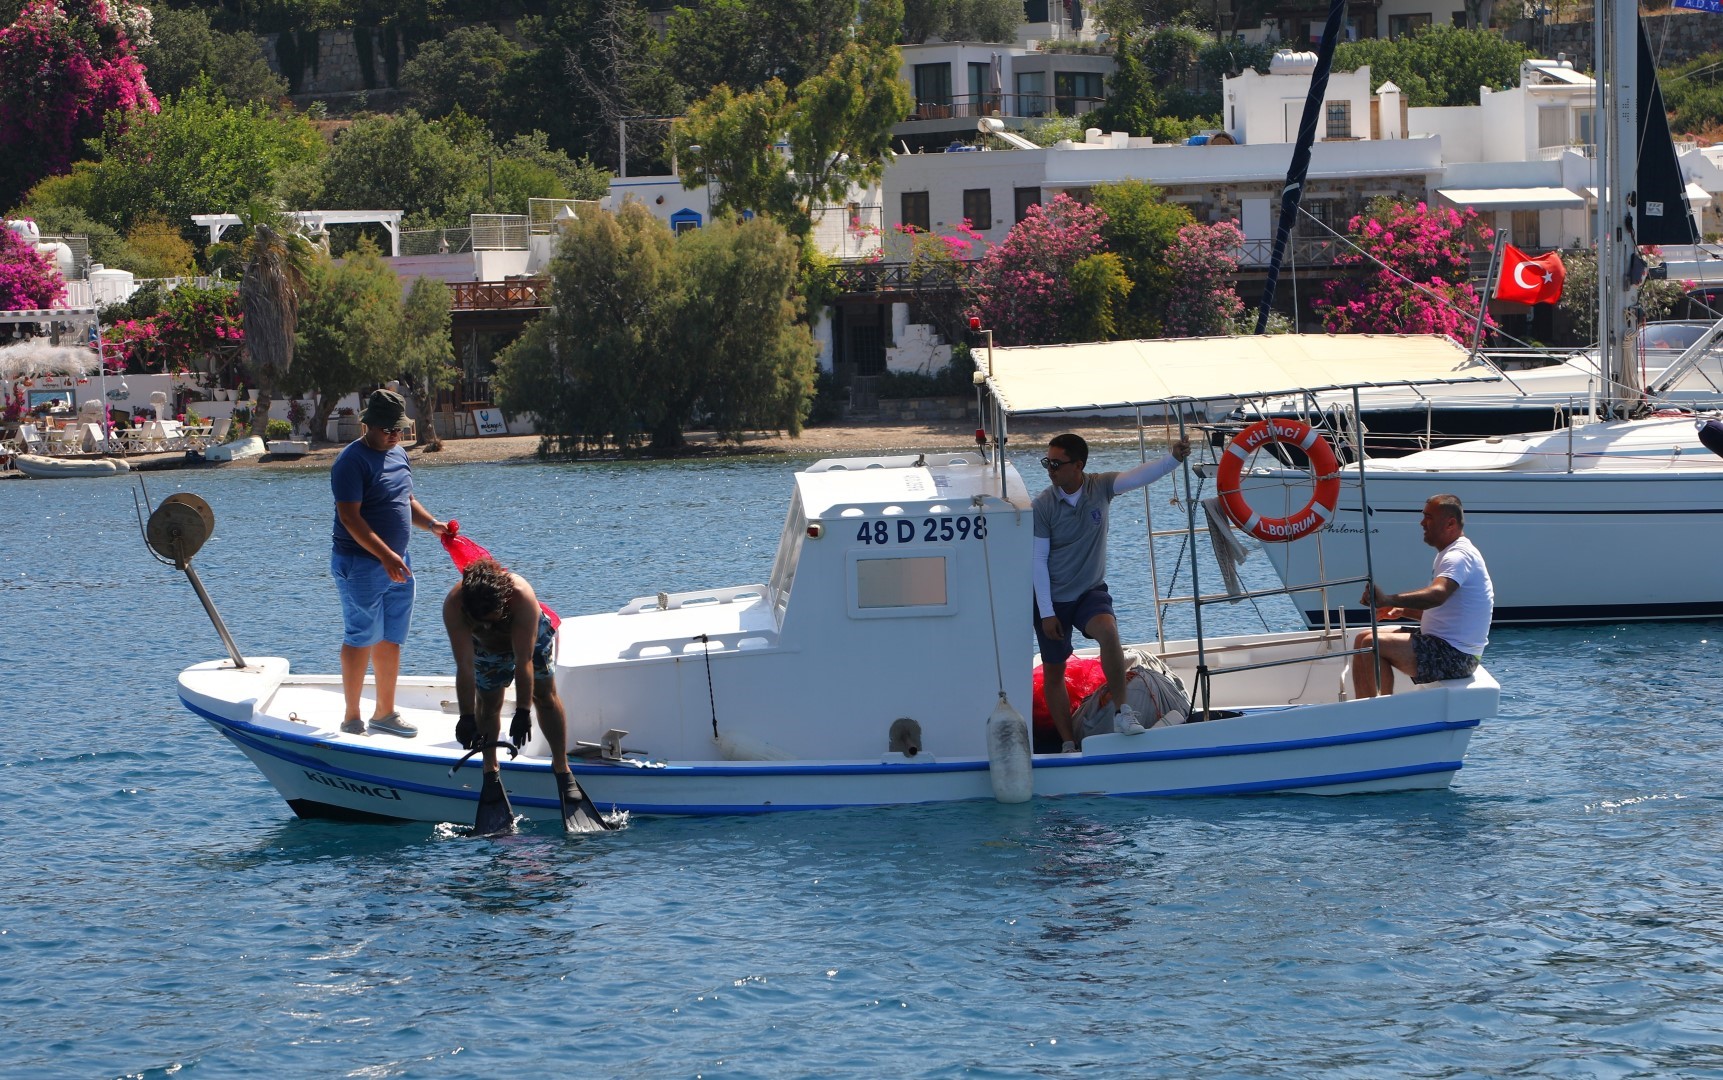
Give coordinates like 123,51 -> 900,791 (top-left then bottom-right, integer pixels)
1352,494 -> 1493,698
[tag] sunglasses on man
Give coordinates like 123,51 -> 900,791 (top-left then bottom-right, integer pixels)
1040,456 -> 1075,471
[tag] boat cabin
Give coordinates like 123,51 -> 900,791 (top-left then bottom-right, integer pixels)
555,453 -> 1034,762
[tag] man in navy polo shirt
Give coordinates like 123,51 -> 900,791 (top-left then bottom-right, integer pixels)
1034,432 -> 1188,752
330,389 -> 448,737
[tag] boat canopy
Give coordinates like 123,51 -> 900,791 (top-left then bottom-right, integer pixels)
983,333 -> 1495,415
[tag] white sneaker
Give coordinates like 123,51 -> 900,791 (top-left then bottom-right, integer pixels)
1114,704 -> 1146,736
1060,740 -> 1078,754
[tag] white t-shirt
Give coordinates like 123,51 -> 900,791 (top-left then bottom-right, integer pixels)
1419,535 -> 1493,657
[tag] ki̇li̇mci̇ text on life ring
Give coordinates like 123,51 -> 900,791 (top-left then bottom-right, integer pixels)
1216,419 -> 1341,542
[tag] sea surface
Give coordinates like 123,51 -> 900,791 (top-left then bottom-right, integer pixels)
5,447 -> 1723,1078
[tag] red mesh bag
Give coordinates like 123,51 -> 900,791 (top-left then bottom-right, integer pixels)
1030,656 -> 1108,736
441,520 -> 560,629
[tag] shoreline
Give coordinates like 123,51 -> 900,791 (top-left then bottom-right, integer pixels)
240,416 -> 1184,470
1,416 -> 1186,476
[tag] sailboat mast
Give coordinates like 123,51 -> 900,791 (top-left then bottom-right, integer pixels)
1597,0 -> 1641,416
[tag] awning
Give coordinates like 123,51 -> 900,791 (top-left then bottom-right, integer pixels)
1436,186 -> 1586,210
1582,183 -> 1711,205
984,334 -> 1495,415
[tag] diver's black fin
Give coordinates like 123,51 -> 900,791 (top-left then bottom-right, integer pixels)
557,771 -> 614,833
474,770 -> 515,835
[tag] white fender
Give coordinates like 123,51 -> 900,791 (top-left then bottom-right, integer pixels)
985,695 -> 1033,803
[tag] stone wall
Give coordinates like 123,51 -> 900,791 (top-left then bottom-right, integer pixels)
1504,10 -> 1723,73
260,29 -> 407,97
876,396 -> 977,422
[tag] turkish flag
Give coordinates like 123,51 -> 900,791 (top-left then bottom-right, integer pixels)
1496,245 -> 1566,305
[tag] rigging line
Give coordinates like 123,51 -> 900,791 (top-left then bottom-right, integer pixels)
973,494 -> 1007,698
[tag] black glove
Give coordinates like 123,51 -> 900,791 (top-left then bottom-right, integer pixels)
510,706 -> 532,747
455,712 -> 478,750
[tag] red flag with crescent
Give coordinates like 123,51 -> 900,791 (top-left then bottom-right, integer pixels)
1496,244 -> 1566,305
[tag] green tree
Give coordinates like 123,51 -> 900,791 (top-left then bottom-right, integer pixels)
1066,251 -> 1133,341
1335,26 -> 1532,107
81,83 -> 323,237
286,237 -> 401,438
1090,48 -> 1160,138
667,0 -> 860,96
901,0 -> 1021,44
495,0 -> 686,175
236,200 -> 320,439
674,0 -> 911,237
394,276 -> 455,451
493,203 -> 815,452
398,25 -> 522,124
1090,180 -> 1195,337
1663,50 -> 1723,137
140,5 -> 287,104
493,202 -> 678,452
659,214 -> 816,446
317,110 -> 480,228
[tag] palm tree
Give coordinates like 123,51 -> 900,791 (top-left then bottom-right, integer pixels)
234,200 -> 318,440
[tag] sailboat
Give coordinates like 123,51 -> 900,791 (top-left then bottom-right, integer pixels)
1251,6 -> 1723,627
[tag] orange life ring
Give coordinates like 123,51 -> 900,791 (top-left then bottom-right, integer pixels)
1216,419 -> 1342,543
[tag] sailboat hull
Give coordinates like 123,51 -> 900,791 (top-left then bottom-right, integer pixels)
1261,420 -> 1723,626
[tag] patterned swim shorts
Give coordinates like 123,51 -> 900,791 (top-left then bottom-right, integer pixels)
472,612 -> 557,692
1409,629 -> 1480,683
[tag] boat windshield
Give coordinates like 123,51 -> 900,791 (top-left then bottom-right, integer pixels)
767,492 -> 806,625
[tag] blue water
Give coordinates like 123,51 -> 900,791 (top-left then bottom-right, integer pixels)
6,449 -> 1723,1077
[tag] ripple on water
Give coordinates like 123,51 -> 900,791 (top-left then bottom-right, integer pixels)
6,456 -> 1723,1075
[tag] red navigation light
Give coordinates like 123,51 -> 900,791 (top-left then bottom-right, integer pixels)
974,428 -> 987,444
969,316 -> 981,331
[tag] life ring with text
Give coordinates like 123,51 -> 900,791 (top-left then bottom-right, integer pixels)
1217,420 -> 1342,543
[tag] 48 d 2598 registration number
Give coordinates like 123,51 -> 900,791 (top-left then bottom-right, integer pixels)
854,515 -> 987,545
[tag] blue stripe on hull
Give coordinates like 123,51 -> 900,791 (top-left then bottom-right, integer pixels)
1304,602 -> 1723,626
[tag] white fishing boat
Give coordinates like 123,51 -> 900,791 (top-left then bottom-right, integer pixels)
1249,5 -> 1723,627
169,334 -> 1500,826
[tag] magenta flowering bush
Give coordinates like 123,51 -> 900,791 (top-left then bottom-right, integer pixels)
0,224 -> 67,308
1163,220 -> 1245,338
0,0 -> 156,206
102,282 -> 242,373
1314,200 -> 1492,342
967,194 -> 1110,345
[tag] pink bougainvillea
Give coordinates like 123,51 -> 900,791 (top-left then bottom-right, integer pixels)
1163,220 -> 1245,338
102,283 -> 242,373
0,224 -> 67,309
0,0 -> 156,206
967,194 -> 1110,346
1314,201 -> 1493,342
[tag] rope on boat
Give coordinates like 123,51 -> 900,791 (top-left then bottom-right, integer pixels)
973,494 -> 1007,697
698,633 -> 718,739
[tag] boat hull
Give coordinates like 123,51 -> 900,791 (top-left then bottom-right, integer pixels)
179,655 -> 1492,821
1262,440 -> 1723,626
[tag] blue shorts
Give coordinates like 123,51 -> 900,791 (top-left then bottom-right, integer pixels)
1410,629 -> 1480,683
473,612 -> 557,693
331,550 -> 415,648
1034,584 -> 1116,666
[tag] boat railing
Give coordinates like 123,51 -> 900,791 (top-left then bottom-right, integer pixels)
619,585 -> 766,615
619,629 -> 779,660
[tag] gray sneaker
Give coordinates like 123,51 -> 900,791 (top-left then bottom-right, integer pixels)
369,712 -> 418,738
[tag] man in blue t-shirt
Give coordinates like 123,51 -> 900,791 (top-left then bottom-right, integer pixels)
330,389 -> 448,737
1034,431 -> 1189,751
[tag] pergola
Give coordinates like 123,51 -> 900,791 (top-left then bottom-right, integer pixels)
190,210 -> 404,256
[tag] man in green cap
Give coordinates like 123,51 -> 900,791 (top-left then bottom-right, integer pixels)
330,388 -> 448,737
